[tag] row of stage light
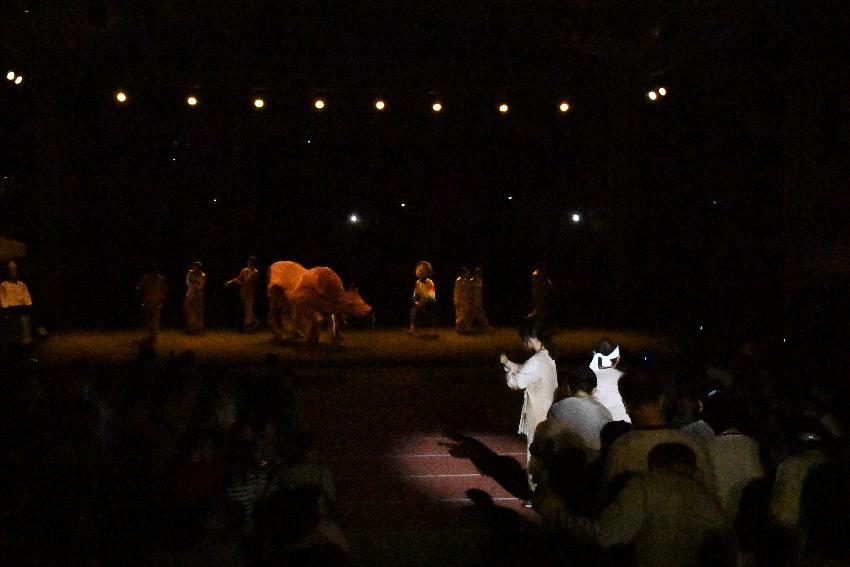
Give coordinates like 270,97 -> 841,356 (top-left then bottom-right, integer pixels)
110,87 -> 668,112
114,91 -> 574,113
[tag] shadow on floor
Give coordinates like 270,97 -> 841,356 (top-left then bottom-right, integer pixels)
440,430 -> 531,501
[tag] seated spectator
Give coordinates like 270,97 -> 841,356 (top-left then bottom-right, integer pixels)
770,429 -> 828,530
681,387 -> 719,444
563,443 -> 731,567
703,390 -> 765,518
605,367 -> 715,491
589,339 -> 630,423
548,365 -> 613,453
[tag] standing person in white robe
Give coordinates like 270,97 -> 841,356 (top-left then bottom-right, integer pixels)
453,267 -> 470,332
500,316 -> 558,492
590,339 -> 631,423
184,261 -> 206,335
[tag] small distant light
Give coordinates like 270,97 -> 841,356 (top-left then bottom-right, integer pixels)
783,337 -> 787,343
507,196 -> 513,200
711,200 -> 718,205
571,213 -> 581,223
499,103 -> 509,113
643,355 -> 648,362
699,325 -> 704,331
432,102 -> 442,112
6,71 -> 15,81
213,198 -> 217,203
658,87 -> 667,96
14,76 -> 23,85
307,140 -> 311,144
116,91 -> 127,103
648,91 -> 657,101
314,99 -> 325,110
559,102 -> 570,112
375,100 -> 385,110
400,203 -> 406,207
253,98 -> 265,109
349,214 -> 359,223
187,96 -> 198,106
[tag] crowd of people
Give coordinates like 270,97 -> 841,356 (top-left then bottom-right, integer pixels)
0,352 -> 352,566
501,324 -> 850,566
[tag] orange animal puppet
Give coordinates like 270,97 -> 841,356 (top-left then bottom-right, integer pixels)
267,261 -> 372,342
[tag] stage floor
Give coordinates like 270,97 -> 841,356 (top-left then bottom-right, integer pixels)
34,326 -> 676,366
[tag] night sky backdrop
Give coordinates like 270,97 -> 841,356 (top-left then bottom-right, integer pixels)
1,2 -> 849,348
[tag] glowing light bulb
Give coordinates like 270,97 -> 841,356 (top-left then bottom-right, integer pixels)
349,214 -> 359,223
559,102 -> 570,112
187,96 -> 198,106
314,99 -> 325,110
499,103 -> 509,113
432,102 -> 442,112
571,213 -> 581,223
375,100 -> 385,110
6,71 -> 15,81
254,98 -> 265,108
647,91 -> 657,101
14,76 -> 23,85
658,87 -> 667,96
116,91 -> 127,103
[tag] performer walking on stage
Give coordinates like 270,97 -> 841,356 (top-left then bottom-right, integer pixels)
0,260 -> 33,345
453,267 -> 470,332
225,255 -> 260,331
135,264 -> 167,343
500,315 -> 558,495
409,261 -> 436,334
184,261 -> 206,335
466,266 -> 491,332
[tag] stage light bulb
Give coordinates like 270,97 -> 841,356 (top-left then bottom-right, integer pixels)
314,99 -> 325,110
187,96 -> 198,106
14,76 -> 23,85
508,196 -> 513,200
559,102 -> 570,112
401,203 -> 406,207
254,98 -> 265,108
432,102 -> 442,112
499,103 -> 509,113
116,91 -> 127,103
375,100 -> 385,110
658,87 -> 667,96
647,91 -> 657,101
571,213 -> 581,223
349,214 -> 359,223
6,71 -> 15,81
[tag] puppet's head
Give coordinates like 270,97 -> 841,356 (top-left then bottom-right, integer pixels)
415,261 -> 433,280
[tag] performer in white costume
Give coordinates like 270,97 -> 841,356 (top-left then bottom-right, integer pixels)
589,339 -> 630,423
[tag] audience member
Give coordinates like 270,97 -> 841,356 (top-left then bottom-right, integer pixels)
548,365 -> 613,453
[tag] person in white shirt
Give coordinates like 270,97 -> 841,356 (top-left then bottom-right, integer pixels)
548,365 -> 613,453
605,367 -> 715,491
501,316 -> 558,492
589,339 -> 630,423
0,260 -> 33,344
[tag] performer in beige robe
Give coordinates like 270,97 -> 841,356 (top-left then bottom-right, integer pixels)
226,256 -> 260,331
184,261 -> 206,334
136,265 -> 167,343
453,267 -> 470,332
0,260 -> 33,344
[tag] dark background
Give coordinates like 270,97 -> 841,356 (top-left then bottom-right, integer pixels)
1,1 -> 848,346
